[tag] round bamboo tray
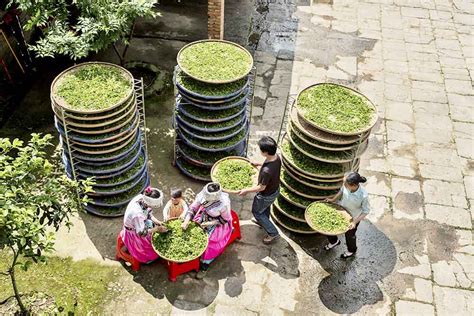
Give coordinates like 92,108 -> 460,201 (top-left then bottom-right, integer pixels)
282,162 -> 342,190
176,157 -> 212,182
177,39 -> 254,84
176,111 -> 246,133
177,128 -> 249,153
304,201 -> 352,236
57,111 -> 139,135
180,88 -> 250,110
281,158 -> 344,184
280,171 -> 338,199
177,118 -> 249,142
286,126 -> 354,164
271,207 -> 317,234
51,62 -> 134,114
210,156 -> 259,194
152,219 -> 209,263
177,101 -> 246,123
290,108 -> 367,145
70,127 -> 138,155
295,83 -> 378,136
273,197 -> 306,223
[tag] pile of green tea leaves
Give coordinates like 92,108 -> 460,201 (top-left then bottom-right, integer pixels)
152,220 -> 208,262
179,113 -> 243,130
181,103 -> 243,120
179,143 -> 240,165
281,170 -> 338,197
177,71 -> 247,97
271,207 -> 314,232
281,140 -> 344,176
306,203 -> 350,233
280,185 -> 313,207
56,64 -> 132,111
181,128 -> 246,149
297,84 -> 375,133
214,159 -> 256,191
179,41 -> 252,82
274,196 -> 305,221
179,158 -> 212,179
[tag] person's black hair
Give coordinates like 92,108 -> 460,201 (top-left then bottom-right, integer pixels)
258,136 -> 277,155
345,172 -> 367,185
207,183 -> 221,193
171,188 -> 182,199
144,188 -> 161,199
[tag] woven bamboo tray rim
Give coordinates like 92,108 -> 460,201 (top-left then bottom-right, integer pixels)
280,174 -> 337,200
52,94 -> 135,122
61,101 -> 137,130
304,201 -> 352,236
295,83 -> 378,136
177,39 -> 254,84
70,123 -> 139,148
282,161 -> 342,190
279,190 -> 309,209
177,127 -> 249,153
280,137 -> 348,179
290,108 -> 366,145
176,158 -> 212,182
179,88 -> 250,110
70,128 -> 138,155
271,207 -> 317,234
61,111 -> 138,135
151,218 -> 209,263
288,121 -> 357,152
178,101 -> 246,123
210,156 -> 259,194
177,117 -> 249,142
286,126 -> 354,164
51,62 -> 135,114
281,158 -> 344,184
273,201 -> 306,223
176,111 -> 246,133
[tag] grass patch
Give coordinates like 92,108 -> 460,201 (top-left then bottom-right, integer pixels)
178,41 -> 252,82
297,84 -> 375,133
56,64 -> 132,111
0,252 -> 119,314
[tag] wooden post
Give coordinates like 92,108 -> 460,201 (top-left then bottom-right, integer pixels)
208,0 -> 224,40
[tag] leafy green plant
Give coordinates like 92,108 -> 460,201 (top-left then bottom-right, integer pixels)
56,64 -> 132,111
178,41 -> 252,82
213,159 -> 255,191
297,84 -> 375,133
306,203 -> 350,233
11,0 -> 157,63
152,220 -> 208,262
177,71 -> 247,97
0,134 -> 93,313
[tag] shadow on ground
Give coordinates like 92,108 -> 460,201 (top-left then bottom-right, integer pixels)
113,224 -> 299,311
289,220 -> 397,314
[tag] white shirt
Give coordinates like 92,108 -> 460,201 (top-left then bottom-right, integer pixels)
338,185 -> 370,219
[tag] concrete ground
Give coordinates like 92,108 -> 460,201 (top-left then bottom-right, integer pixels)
1,0 -> 473,315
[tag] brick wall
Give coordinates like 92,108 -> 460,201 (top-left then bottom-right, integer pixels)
208,0 -> 224,40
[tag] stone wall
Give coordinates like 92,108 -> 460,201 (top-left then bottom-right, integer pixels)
208,0 -> 224,39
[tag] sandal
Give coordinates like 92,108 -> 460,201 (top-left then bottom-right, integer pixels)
324,240 -> 340,251
340,251 -> 355,259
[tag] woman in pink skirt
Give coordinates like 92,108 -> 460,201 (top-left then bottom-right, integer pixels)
121,186 -> 168,263
181,182 -> 233,279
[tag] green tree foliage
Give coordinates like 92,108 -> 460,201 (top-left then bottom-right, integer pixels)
0,134 -> 93,313
10,0 -> 157,61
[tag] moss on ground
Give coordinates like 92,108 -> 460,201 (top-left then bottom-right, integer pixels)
0,251 -> 119,314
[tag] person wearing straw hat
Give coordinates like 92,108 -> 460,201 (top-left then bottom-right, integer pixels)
324,172 -> 370,259
121,186 -> 168,263
182,182 -> 233,279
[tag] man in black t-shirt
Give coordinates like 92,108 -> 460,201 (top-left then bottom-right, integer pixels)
239,136 -> 281,244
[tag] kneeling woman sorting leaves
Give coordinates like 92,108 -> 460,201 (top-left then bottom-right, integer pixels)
324,172 -> 370,258
121,187 -> 168,263
181,182 -> 233,279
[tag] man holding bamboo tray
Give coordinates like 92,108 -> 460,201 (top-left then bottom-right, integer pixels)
239,136 -> 281,244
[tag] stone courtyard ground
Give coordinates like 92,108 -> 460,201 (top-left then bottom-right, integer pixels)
0,0 -> 473,315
